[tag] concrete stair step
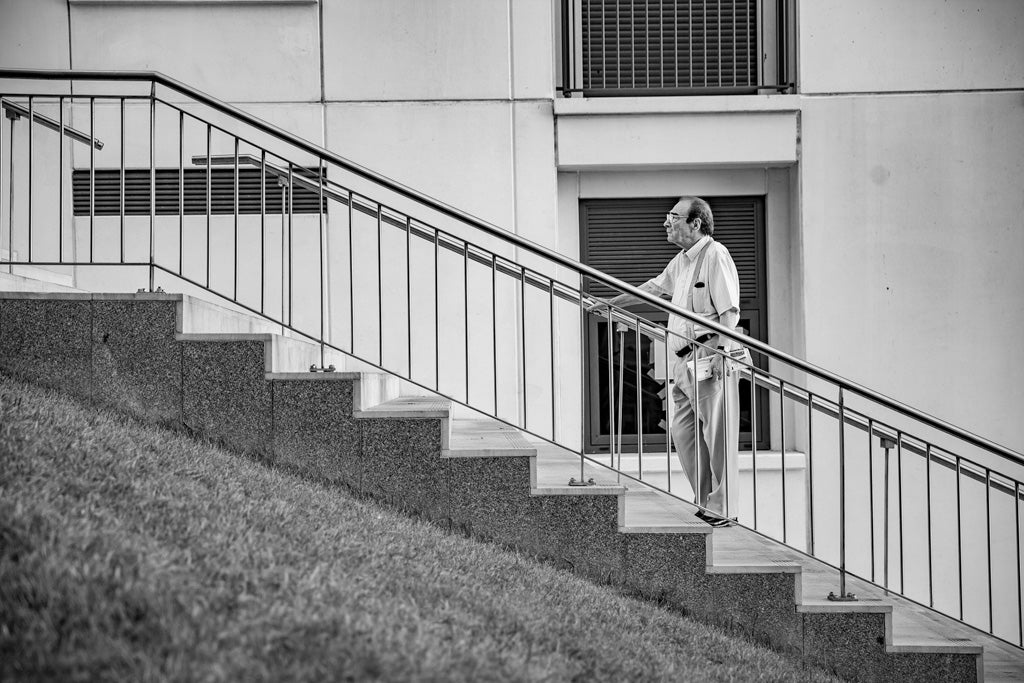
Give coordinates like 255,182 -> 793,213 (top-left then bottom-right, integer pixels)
710,523 -> 1017,679
0,268 -> 80,292
442,419 -> 537,458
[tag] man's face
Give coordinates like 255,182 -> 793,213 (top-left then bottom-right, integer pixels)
664,200 -> 702,249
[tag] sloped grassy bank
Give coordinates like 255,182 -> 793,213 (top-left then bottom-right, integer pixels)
0,376 -> 837,682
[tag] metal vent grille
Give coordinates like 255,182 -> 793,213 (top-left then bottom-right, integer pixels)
72,168 -> 326,216
581,0 -> 758,90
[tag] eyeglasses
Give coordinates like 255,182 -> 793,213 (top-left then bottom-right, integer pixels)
666,213 -> 689,224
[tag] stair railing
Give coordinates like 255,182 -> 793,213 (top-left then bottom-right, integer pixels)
1,69 -> 1022,649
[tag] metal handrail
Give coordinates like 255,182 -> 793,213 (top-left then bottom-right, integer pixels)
0,67 -> 1018,467
1,98 -> 103,149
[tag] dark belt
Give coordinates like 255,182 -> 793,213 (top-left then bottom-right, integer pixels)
675,333 -> 715,358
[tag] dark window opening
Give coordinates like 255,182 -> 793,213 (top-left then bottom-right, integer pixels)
581,195 -> 769,452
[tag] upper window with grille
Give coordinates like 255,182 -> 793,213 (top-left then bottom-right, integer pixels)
561,0 -> 794,96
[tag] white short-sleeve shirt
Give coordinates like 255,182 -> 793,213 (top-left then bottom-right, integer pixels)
646,235 -> 741,355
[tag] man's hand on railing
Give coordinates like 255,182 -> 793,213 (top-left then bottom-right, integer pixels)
585,296 -> 612,314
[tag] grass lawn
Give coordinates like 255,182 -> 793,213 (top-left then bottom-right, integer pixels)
0,375 -> 839,682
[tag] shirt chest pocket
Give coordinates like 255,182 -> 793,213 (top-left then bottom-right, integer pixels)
692,281 -> 712,314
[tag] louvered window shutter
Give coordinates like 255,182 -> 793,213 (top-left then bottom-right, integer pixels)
581,195 -> 769,451
581,0 -> 758,90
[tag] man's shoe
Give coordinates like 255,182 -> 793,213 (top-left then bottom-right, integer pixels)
704,513 -> 737,528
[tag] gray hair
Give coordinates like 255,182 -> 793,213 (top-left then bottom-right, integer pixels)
682,196 -> 715,236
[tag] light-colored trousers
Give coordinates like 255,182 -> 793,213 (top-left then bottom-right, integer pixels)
670,352 -> 740,517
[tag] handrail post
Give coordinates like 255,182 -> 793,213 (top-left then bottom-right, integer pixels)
3,103 -> 13,273
568,295 -> 594,487
880,434 -> 895,594
829,387 -> 857,601
148,83 -> 156,292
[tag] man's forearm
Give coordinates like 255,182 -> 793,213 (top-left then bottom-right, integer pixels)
594,282 -> 662,310
712,309 -> 740,347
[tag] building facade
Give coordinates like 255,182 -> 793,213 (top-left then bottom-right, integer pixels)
1,0 -> 1022,457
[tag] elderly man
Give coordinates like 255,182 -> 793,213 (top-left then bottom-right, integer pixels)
591,197 -> 742,526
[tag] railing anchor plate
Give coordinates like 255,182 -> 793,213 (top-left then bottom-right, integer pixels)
827,592 -> 858,602
309,364 -> 336,373
568,477 -> 596,486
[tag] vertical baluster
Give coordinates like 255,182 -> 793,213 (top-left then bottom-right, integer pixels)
780,379 -> 787,543
347,189 -> 354,354
148,90 -> 155,291
89,97 -> 95,262
205,124 -> 211,288
318,160 -> 325,368
692,336 -> 700,505
665,328 -> 672,492
58,96 -> 63,263
26,96 -> 31,263
579,286 -> 587,483
260,151 -> 266,314
897,431 -> 905,592
606,304 -> 615,467
635,317 -> 643,479
722,346 -> 730,520
805,391 -> 813,553
280,179 -> 286,329
1016,481 -> 1022,646
751,367 -> 759,530
233,137 -> 239,301
926,444 -> 934,608
376,202 -> 382,364
177,109 -> 183,275
520,265 -> 527,429
492,253 -> 498,415
464,241 -> 470,403
986,467 -> 993,634
120,97 -> 125,263
883,434 -> 892,592
1,95 -> 7,272
829,387 -> 852,601
956,456 -> 963,620
550,279 -> 557,441
868,419 -> 876,581
434,227 -> 440,391
406,216 -> 412,379
287,163 -> 294,328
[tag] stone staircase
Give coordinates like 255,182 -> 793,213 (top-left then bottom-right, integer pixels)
2,290 -> 1020,681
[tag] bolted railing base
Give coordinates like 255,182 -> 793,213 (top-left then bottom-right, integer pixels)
827,592 -> 858,602
309,365 -> 336,373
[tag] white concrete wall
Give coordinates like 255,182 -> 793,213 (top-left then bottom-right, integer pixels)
70,1 -> 320,102
0,0 -> 70,70
800,91 -> 1024,451
799,0 -> 1024,93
